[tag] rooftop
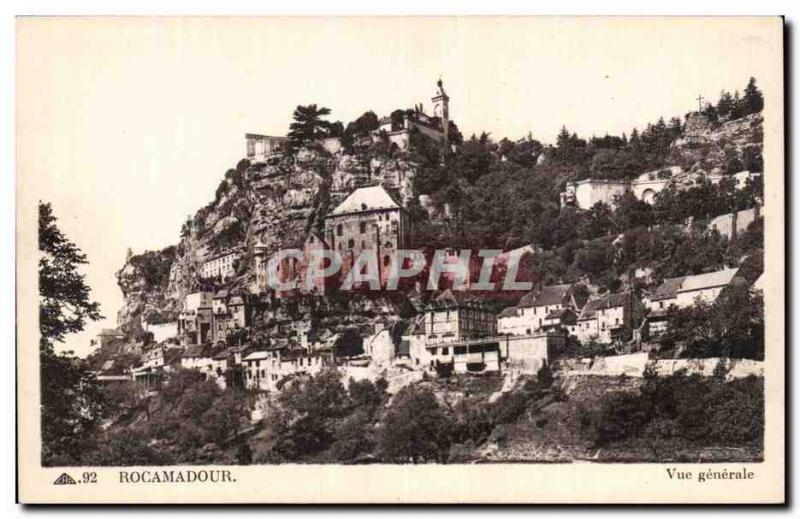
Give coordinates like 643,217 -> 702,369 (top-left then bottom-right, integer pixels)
245,133 -> 289,141
98,328 -> 125,337
182,345 -> 211,358
329,185 -> 402,216
497,306 -> 519,319
651,267 -> 741,301
679,268 -> 740,293
426,289 -> 486,310
243,350 -> 271,361
579,292 -> 632,320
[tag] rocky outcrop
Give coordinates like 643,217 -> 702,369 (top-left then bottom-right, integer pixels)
115,247 -> 180,335
669,113 -> 763,174
116,145 -> 420,334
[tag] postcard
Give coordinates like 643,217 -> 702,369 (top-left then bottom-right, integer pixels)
16,16 -> 784,504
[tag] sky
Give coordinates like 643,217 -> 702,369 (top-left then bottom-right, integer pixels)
16,16 -> 781,357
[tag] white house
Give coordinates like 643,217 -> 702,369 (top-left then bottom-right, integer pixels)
179,345 -> 215,375
644,267 -> 746,335
646,267 -> 745,311
497,284 -> 587,336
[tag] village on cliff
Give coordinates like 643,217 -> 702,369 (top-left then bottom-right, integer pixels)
92,79 -> 766,402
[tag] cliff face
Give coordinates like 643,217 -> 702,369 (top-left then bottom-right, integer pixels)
115,144 -> 419,333
669,113 -> 763,174
116,247 -> 179,335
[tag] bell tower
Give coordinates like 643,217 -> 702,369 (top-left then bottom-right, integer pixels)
431,78 -> 450,147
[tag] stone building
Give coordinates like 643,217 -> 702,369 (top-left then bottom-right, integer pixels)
177,291 -> 214,344
324,185 -> 410,287
200,248 -> 242,281
252,232 -> 331,298
560,179 -> 630,210
245,133 -> 290,163
560,164 -> 756,210
372,79 -> 451,151
242,345 -> 332,392
142,320 -> 178,343
179,345 -> 215,374
423,289 -> 497,346
95,328 -> 126,353
209,290 -> 250,343
575,291 -> 645,345
497,284 -> 587,336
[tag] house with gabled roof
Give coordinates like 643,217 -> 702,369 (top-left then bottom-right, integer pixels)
498,283 -> 587,336
644,267 -> 746,335
424,289 -> 496,345
242,350 -> 272,390
179,344 -> 215,374
576,291 -> 645,345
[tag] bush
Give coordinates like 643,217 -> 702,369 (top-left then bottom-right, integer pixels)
378,386 -> 456,463
585,371 -> 764,449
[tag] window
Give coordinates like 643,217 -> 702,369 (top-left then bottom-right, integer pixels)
384,241 -> 393,249
360,222 -> 367,233
348,239 -> 355,249
441,347 -> 449,355
336,224 -> 343,236
361,203 -> 367,210
384,255 -> 390,267
659,301 -> 664,309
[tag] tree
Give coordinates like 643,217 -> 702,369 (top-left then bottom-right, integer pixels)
662,284 -> 764,360
345,110 -> 380,135
743,77 -> 764,115
717,90 -> 734,119
39,202 -> 105,465
288,104 -> 332,146
39,202 -> 102,352
378,386 -> 455,463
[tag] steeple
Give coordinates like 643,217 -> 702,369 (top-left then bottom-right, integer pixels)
431,77 -> 450,147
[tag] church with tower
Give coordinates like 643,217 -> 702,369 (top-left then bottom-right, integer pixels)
373,78 -> 452,151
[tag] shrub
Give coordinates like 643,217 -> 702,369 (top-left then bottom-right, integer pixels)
378,386 -> 455,463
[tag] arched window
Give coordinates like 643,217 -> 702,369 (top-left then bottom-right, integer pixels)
348,239 -> 355,249
336,224 -> 343,236
360,222 -> 367,234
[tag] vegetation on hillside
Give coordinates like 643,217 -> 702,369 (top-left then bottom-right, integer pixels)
583,368 -> 763,460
